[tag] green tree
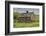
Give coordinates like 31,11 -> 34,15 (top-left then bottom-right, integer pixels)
13,12 -> 20,20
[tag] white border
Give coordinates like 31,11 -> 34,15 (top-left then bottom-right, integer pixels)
10,4 -> 43,32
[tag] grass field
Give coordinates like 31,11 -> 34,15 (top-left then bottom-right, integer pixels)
13,21 -> 39,28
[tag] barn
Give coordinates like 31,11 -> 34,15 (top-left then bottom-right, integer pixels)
17,11 -> 35,22
18,17 -> 31,22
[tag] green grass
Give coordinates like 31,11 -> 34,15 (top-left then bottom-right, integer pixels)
13,21 -> 39,28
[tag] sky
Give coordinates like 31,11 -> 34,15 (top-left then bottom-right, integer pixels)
13,8 -> 39,15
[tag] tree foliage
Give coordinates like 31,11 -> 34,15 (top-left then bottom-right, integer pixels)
13,12 -> 20,19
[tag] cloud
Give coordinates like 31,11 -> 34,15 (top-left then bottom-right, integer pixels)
13,8 -> 39,15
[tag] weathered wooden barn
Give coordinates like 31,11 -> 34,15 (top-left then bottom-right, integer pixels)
17,11 -> 36,22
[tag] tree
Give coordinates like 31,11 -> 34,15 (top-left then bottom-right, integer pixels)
13,12 -> 20,20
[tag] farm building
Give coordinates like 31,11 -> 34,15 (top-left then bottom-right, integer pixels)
17,11 -> 37,22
